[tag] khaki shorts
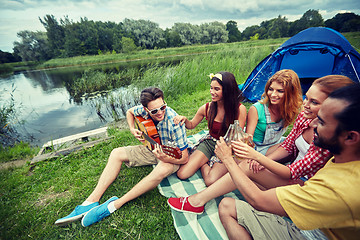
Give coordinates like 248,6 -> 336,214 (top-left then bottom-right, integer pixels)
235,200 -> 306,240
124,145 -> 179,173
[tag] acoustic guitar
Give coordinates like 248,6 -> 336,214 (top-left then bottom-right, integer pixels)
134,116 -> 182,159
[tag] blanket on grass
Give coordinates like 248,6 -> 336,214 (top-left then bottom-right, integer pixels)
157,130 -> 245,240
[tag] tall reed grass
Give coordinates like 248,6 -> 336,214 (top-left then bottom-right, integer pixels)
39,38 -> 286,69
134,45 -> 277,101
67,67 -> 138,100
66,42 -> 279,102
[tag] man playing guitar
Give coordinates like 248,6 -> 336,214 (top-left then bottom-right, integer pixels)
55,87 -> 189,227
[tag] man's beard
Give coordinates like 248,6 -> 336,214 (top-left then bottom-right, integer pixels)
313,128 -> 342,155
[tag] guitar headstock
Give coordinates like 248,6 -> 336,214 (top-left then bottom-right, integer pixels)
161,145 -> 182,159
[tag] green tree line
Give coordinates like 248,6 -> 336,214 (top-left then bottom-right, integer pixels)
2,10 -> 360,63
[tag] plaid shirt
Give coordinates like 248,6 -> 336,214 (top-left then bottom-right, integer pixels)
280,111 -> 332,180
133,105 -> 188,151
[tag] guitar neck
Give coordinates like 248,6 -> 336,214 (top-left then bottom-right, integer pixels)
141,132 -> 159,146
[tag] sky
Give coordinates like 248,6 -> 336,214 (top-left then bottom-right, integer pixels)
0,0 -> 359,52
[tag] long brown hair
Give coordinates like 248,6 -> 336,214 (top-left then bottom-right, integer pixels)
260,69 -> 302,127
208,71 -> 244,136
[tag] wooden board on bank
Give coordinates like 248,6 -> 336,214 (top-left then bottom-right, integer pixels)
31,127 -> 111,165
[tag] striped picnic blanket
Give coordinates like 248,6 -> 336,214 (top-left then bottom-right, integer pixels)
157,130 -> 245,240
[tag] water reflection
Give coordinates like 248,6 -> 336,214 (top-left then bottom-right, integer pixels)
0,71 -> 139,147
23,70 -> 72,91
1,57 -> 183,146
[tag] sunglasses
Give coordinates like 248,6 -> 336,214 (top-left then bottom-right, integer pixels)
146,103 -> 167,115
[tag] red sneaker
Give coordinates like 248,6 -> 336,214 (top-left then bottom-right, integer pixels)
167,197 -> 204,214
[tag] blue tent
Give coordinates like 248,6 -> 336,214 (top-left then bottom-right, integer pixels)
241,27 -> 360,102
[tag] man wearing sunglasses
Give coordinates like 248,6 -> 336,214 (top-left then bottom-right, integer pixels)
55,87 -> 189,227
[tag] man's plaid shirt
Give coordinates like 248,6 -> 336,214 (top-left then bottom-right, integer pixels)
133,105 -> 188,151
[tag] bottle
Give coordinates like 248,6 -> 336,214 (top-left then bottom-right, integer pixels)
223,120 -> 255,161
223,122 -> 235,145
234,120 -> 255,148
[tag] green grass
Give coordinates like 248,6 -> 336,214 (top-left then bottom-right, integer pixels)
64,40 -> 278,101
0,142 -> 38,163
342,32 -> 360,50
0,130 -> 179,240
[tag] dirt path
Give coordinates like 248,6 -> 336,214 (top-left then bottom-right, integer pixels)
0,159 -> 27,170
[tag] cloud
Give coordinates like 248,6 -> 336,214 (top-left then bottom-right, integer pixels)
0,0 -> 359,52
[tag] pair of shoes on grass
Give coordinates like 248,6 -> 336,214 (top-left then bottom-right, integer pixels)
167,196 -> 204,214
54,196 -> 118,227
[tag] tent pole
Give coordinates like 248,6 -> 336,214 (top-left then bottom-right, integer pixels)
242,54 -> 273,92
346,54 -> 360,82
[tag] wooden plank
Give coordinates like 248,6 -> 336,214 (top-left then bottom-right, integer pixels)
37,127 -> 109,155
31,136 -> 113,165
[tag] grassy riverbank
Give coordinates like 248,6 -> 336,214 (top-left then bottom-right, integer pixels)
0,89 -> 224,240
38,38 -> 286,69
63,38 -> 280,101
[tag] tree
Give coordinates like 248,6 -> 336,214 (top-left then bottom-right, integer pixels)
79,18 -> 99,55
164,29 -> 183,47
226,21 -> 242,42
172,23 -> 201,45
62,18 -> 99,57
289,9 -> 324,36
267,16 -> 289,39
302,9 -> 324,27
242,25 -> 260,41
121,37 -> 138,53
0,50 -> 21,63
96,21 -> 119,52
39,15 -> 65,58
122,19 -> 165,49
63,23 -> 86,57
13,30 -> 51,62
200,21 -> 228,44
112,23 -> 125,53
250,33 -> 260,41
325,13 -> 360,32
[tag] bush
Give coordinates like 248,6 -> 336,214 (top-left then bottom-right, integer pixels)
0,63 -> 14,75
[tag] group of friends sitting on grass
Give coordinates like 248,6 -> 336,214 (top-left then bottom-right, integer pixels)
55,70 -> 360,240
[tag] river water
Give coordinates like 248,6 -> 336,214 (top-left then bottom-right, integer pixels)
0,69 -> 138,147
